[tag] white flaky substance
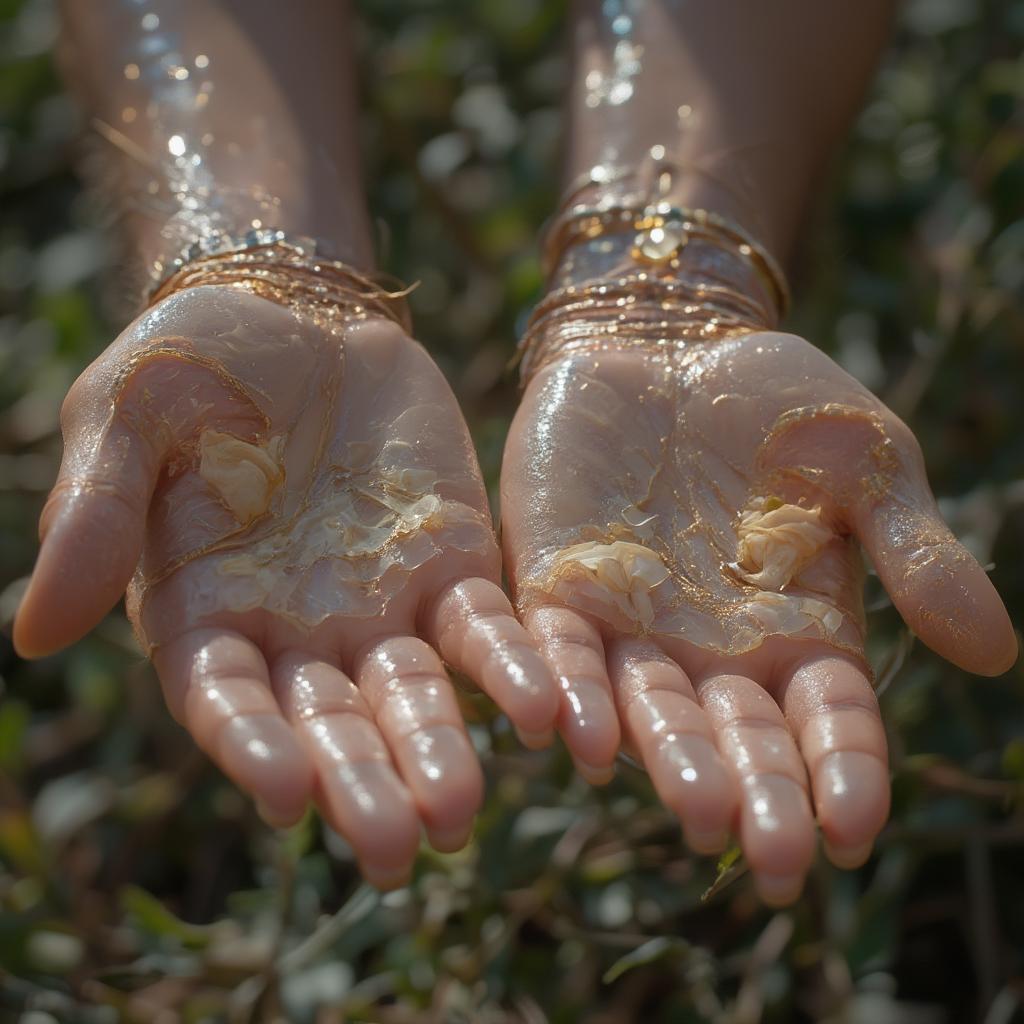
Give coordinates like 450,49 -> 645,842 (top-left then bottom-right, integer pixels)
215,464 -> 448,590
117,294 -> 499,648
199,430 -> 285,525
731,498 -> 833,590
745,589 -> 845,638
550,540 -> 670,628
506,342 -> 877,657
193,444 -> 492,630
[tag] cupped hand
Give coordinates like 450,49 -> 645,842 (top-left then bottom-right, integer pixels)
501,327 -> 1016,903
15,285 -> 558,887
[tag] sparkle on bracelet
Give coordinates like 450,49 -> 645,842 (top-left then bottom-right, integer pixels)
148,232 -> 414,334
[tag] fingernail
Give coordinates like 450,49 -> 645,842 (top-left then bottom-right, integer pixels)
824,839 -> 874,869
255,799 -> 301,830
428,824 -> 473,853
575,759 -> 615,786
362,864 -> 411,891
756,873 -> 804,907
515,726 -> 555,750
687,827 -> 729,855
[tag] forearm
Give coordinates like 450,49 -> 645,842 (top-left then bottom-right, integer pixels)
565,0 -> 896,260
58,0 -> 373,283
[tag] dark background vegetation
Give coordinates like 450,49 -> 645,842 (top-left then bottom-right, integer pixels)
1,0 -> 1023,1021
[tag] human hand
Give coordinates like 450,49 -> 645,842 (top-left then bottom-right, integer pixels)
15,283 -> 559,887
502,321 -> 1016,904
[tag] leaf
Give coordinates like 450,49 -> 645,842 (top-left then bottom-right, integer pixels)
602,937 -> 687,985
119,885 -> 210,949
701,843 -> 747,903
0,810 -> 46,876
0,701 -> 29,774
1002,739 -> 1024,782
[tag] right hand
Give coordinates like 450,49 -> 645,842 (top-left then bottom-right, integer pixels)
15,284 -> 559,888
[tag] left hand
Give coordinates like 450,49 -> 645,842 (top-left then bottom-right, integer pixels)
501,325 -> 1016,904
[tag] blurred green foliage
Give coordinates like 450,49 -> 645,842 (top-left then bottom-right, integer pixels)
1,0 -> 1023,1021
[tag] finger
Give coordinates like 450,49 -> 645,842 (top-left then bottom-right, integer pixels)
355,636 -> 484,853
696,671 -> 815,906
13,414 -> 160,657
13,352 -> 265,659
608,639 -> 735,853
154,628 -> 315,825
524,605 -> 621,784
423,577 -> 559,745
271,652 -> 420,888
854,485 -> 1016,676
777,652 -> 889,869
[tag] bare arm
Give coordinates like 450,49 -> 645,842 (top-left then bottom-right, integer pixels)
564,0 -> 895,258
501,0 -> 1015,905
58,0 -> 374,280
15,1 -> 562,887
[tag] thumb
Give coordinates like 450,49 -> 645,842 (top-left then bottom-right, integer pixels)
763,401 -> 1016,676
13,386 -> 163,658
14,344 -> 265,658
849,428 -> 1016,677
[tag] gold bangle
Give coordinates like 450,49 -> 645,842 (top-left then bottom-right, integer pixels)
542,200 -> 790,319
148,233 -> 414,334
516,270 -> 768,383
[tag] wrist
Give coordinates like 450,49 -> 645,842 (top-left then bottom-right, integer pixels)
147,236 -> 412,335
136,179 -> 376,294
520,171 -> 784,382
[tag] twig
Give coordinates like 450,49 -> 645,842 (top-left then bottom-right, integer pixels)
276,884 -> 378,975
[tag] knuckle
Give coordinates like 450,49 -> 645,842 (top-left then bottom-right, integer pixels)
59,372 -> 92,434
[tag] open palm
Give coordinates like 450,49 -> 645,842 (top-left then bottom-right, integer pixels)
16,285 -> 558,887
502,328 -> 1016,902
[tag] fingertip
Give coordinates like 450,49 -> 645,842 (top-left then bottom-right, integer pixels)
559,698 -> 621,777
486,646 -> 561,736
217,714 -> 316,820
318,766 -> 422,879
412,732 -> 485,840
970,613 -> 1018,677
12,580 -> 57,660
686,826 -> 731,856
256,798 -> 307,830
425,578 -> 561,734
14,507 -> 141,658
814,751 -> 890,853
918,558 -> 1017,676
755,872 -> 805,907
740,778 -> 816,883
860,502 -> 1017,677
361,863 -> 412,892
427,821 -> 474,854
651,735 -> 737,846
515,725 -> 555,750
574,757 -> 616,785
824,839 -> 874,870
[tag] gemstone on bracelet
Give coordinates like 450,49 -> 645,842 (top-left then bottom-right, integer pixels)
634,217 -> 688,263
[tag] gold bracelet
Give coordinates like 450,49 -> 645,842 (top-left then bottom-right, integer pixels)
542,200 -> 789,319
517,270 -> 768,382
148,232 -> 414,334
